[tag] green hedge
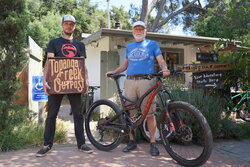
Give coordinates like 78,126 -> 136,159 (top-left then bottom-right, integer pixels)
170,88 -> 246,139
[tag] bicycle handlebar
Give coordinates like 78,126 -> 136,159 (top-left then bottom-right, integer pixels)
89,86 -> 100,89
107,73 -> 126,79
107,70 -> 182,80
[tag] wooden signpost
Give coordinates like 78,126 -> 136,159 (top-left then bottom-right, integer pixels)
176,62 -> 232,89
46,57 -> 86,94
176,63 -> 232,72
192,71 -> 224,89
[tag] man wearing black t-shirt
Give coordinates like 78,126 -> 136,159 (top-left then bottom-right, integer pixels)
36,15 -> 93,157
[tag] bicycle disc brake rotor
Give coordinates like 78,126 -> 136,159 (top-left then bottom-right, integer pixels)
179,125 -> 193,142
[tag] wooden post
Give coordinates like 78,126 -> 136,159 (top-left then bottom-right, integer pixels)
38,101 -> 44,126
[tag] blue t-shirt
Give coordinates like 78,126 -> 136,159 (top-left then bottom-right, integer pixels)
126,39 -> 162,75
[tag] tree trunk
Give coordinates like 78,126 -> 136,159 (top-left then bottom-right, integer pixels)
140,0 -> 199,32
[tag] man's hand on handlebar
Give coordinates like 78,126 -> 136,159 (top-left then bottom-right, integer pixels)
105,71 -> 116,78
161,70 -> 170,77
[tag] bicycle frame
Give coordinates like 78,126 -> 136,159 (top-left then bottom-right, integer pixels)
111,75 -> 175,131
229,90 -> 249,112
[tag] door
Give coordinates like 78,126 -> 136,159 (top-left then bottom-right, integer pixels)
100,51 -> 119,100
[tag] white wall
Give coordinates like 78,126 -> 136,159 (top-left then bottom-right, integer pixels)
28,37 -> 43,113
85,37 -> 110,100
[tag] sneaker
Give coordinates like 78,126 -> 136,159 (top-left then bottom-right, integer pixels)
150,143 -> 159,156
123,140 -> 137,152
36,145 -> 51,157
79,144 -> 94,154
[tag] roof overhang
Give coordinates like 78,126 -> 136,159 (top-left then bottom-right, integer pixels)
82,28 -> 241,49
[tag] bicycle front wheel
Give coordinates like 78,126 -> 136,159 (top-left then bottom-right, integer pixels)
160,101 -> 213,167
85,99 -> 125,151
237,100 -> 250,122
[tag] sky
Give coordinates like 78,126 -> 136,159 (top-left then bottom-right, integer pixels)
89,0 -> 186,35
90,0 -> 142,12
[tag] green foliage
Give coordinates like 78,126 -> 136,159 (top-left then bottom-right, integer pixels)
110,6 -> 132,29
192,0 -> 250,91
165,79 -> 245,139
238,123 -> 250,138
0,0 -> 29,132
72,3 -> 106,39
27,0 -> 132,48
219,51 -> 250,90
0,119 -> 67,152
193,0 -> 250,43
218,118 -> 242,139
28,12 -> 62,49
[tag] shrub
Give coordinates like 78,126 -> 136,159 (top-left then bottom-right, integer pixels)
164,78 -> 245,139
0,119 -> 67,152
173,89 -> 246,139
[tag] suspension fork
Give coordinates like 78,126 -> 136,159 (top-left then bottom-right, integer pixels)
163,100 -> 176,133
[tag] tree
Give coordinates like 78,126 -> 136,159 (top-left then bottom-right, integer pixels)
193,0 -> 250,43
110,6 -> 132,29
130,0 -> 201,32
191,0 -> 250,90
0,0 -> 30,132
28,12 -> 62,49
27,0 -> 108,47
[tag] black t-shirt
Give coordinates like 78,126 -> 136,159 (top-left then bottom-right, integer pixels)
46,37 -> 86,58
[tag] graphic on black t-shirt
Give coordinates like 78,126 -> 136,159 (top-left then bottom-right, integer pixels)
61,44 -> 77,57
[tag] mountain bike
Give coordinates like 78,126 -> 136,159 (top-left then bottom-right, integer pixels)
85,72 -> 213,167
226,90 -> 250,122
69,86 -> 100,115
81,86 -> 100,114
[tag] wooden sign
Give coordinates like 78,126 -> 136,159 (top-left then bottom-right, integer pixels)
176,63 -> 232,72
46,57 -> 86,94
196,53 -> 218,62
192,71 -> 224,89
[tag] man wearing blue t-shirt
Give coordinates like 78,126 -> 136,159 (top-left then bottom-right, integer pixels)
106,21 -> 170,156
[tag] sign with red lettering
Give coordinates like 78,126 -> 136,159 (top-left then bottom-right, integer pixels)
46,57 -> 86,94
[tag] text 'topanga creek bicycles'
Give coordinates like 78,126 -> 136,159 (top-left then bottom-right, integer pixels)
85,72 -> 213,167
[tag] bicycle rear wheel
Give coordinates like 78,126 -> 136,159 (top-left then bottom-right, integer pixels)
160,101 -> 213,167
85,99 -> 125,151
237,100 -> 250,122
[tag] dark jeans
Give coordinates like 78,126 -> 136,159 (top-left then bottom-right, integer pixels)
44,94 -> 85,149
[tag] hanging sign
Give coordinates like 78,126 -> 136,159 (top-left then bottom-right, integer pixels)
196,53 -> 218,62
